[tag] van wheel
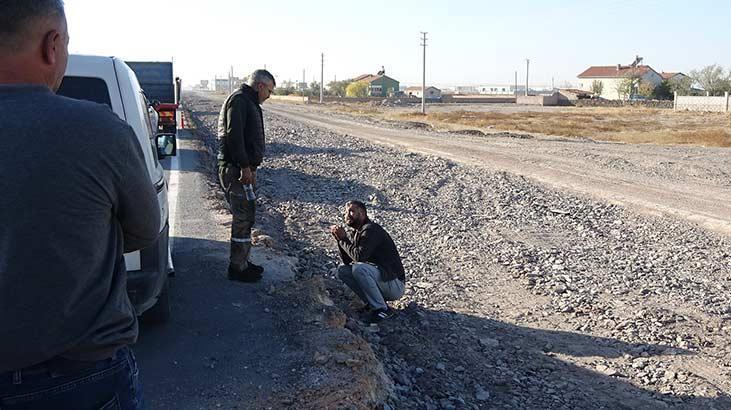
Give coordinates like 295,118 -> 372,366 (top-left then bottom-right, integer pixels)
142,278 -> 171,324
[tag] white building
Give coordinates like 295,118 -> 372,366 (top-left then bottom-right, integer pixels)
476,84 -> 515,95
405,86 -> 441,99
211,76 -> 245,92
577,64 -> 663,100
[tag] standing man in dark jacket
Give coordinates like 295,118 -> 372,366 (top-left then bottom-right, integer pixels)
217,69 -> 275,282
0,1 -> 160,408
330,200 -> 406,322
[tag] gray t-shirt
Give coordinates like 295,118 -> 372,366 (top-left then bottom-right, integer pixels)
0,84 -> 161,372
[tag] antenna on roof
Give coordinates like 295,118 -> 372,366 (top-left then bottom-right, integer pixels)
377,66 -> 385,76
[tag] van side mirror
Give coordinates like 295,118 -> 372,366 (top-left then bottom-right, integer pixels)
156,133 -> 176,159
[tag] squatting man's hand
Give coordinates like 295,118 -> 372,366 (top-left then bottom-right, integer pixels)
329,225 -> 347,241
238,167 -> 256,185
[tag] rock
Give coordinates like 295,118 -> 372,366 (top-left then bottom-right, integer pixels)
253,234 -> 275,247
479,337 -> 500,348
475,385 -> 490,401
435,362 -> 446,371
414,281 -> 434,289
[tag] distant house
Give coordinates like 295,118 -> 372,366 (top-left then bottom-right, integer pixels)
477,84 -> 526,95
661,72 -> 692,88
455,85 -> 478,95
577,63 -> 663,100
477,85 -> 510,95
351,71 -> 399,97
405,86 -> 441,99
211,76 -> 245,92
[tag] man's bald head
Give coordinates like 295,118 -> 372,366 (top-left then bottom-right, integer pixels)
0,0 -> 69,91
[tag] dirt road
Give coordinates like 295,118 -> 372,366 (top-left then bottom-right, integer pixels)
267,103 -> 731,236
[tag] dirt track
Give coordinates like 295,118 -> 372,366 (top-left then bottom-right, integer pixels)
267,103 -> 731,235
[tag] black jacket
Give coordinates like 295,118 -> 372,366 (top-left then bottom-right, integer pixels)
217,84 -> 265,169
338,219 -> 406,282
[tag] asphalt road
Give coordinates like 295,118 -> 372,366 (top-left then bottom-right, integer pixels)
132,129 -> 296,409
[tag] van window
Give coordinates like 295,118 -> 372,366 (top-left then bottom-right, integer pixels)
139,92 -> 161,167
57,76 -> 112,108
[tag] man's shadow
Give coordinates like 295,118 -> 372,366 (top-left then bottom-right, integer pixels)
335,296 -> 731,410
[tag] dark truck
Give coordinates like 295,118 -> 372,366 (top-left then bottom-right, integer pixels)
126,61 -> 181,134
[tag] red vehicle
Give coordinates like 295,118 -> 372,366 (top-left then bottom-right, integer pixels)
126,61 -> 181,135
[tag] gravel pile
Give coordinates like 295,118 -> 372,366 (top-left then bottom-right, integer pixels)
185,94 -> 731,409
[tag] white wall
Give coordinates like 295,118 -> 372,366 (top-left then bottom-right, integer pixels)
676,93 -> 730,112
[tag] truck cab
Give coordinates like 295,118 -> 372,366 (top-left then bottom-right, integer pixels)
57,54 -> 176,323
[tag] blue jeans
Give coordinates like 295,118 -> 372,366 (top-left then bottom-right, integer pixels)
0,346 -> 143,410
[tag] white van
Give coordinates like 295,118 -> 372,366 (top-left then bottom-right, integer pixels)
57,54 -> 176,323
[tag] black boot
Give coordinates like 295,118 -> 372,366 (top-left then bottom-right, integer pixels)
246,261 -> 264,275
227,264 -> 262,283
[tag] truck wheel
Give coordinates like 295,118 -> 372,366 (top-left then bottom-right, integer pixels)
142,278 -> 171,324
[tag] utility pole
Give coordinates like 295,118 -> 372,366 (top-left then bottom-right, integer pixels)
302,69 -> 306,104
229,66 -> 233,94
420,31 -> 428,114
552,77 -> 555,91
525,59 -> 529,96
514,70 -> 518,97
320,53 -> 324,103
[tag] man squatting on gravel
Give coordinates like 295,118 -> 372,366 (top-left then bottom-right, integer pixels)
330,201 -> 406,322
217,69 -> 276,283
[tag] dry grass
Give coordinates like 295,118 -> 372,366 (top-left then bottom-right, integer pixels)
331,103 -> 383,116
394,107 -> 731,147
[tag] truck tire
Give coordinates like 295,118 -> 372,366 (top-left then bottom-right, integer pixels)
142,277 -> 171,324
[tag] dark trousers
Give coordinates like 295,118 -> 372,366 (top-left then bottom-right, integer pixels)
219,164 -> 256,270
0,346 -> 142,410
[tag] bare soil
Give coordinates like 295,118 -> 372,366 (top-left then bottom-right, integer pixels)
331,103 -> 731,147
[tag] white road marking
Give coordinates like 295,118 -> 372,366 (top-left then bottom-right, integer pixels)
168,134 -> 181,245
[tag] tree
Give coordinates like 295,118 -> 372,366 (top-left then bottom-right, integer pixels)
613,67 -> 642,100
615,77 -> 636,100
690,64 -> 731,95
273,86 -> 295,96
667,76 -> 694,96
308,81 -> 321,97
346,81 -> 369,98
327,80 -> 350,97
590,80 -> 604,96
637,81 -> 656,98
652,80 -> 673,100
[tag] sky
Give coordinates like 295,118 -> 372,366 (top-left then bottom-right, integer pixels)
64,0 -> 731,89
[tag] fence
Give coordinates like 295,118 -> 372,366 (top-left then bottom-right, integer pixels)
674,91 -> 730,112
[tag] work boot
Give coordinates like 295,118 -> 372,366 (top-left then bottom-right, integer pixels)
247,261 -> 264,275
227,264 -> 262,283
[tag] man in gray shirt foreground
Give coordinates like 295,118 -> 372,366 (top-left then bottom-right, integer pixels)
0,1 -> 159,409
